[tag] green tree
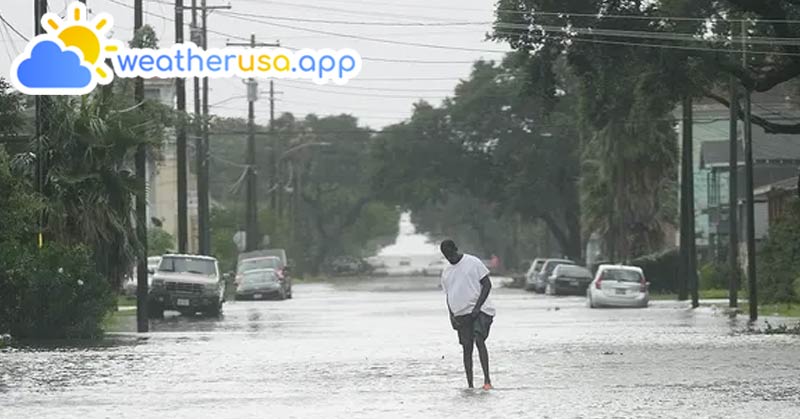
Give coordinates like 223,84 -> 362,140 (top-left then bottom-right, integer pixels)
148,227 -> 175,256
13,86 -> 172,289
493,1 -> 682,260
207,113 -> 399,275
757,199 -> 800,303
372,56 -> 584,260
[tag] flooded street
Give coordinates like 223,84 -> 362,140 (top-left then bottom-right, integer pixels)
3,277 -> 800,419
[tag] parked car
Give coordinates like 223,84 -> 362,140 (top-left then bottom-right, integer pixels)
532,259 -> 576,293
327,256 -> 370,275
148,254 -> 225,318
122,256 -> 162,297
523,258 -> 546,291
422,259 -> 448,277
236,256 -> 284,284
587,264 -> 649,308
235,268 -> 291,300
546,264 -> 594,296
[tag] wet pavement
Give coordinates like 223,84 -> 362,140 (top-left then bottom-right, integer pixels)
2,276 -> 800,419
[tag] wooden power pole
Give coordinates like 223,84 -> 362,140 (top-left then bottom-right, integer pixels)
226,35 -> 279,251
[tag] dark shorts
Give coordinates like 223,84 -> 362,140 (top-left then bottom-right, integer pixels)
453,312 -> 493,346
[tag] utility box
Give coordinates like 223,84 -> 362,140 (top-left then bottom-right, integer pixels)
247,80 -> 259,102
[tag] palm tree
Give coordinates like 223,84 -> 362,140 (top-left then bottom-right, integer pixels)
17,86 -> 171,288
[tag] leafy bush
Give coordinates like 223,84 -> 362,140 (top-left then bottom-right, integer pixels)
757,199 -> 800,304
630,249 -> 679,293
699,262 -> 741,291
148,227 -> 175,256
0,243 -> 116,339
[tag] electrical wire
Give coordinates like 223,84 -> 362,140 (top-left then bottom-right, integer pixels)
215,11 -> 509,53
276,79 -> 454,93
0,12 -> 30,41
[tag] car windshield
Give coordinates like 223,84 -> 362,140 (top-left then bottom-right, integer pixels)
238,257 -> 281,273
603,269 -> 643,283
159,257 -> 216,276
243,271 -> 278,284
545,261 -> 574,275
557,266 -> 592,278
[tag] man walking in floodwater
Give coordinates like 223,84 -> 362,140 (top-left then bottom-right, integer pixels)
440,240 -> 494,390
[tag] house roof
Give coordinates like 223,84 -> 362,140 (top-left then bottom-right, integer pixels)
700,134 -> 800,168
754,176 -> 799,196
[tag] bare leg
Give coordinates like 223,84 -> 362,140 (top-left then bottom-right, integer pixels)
462,340 -> 474,388
475,337 -> 491,386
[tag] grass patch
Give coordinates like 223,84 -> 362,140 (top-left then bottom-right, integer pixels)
743,303 -> 800,318
103,306 -> 137,333
118,295 -> 137,307
651,289 -> 731,301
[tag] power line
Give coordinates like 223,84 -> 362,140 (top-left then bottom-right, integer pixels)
104,0 -> 250,41
494,9 -> 800,24
279,84 -> 449,99
216,11 -> 508,53
277,79 -> 455,93
557,34 -> 800,58
494,22 -> 800,46
0,12 -> 30,41
220,11 -> 490,26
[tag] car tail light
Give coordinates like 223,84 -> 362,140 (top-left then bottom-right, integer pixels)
595,274 -> 603,290
640,276 -> 647,292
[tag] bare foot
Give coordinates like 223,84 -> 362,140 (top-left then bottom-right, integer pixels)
482,383 -> 493,390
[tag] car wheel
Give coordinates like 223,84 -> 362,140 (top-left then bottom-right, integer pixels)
286,287 -> 293,299
204,302 -> 222,317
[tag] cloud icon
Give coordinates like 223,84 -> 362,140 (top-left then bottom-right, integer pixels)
15,40 -> 92,91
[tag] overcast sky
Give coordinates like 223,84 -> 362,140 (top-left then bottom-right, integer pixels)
0,0 -> 510,129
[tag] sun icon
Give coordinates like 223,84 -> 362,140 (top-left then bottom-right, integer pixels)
42,2 -> 122,83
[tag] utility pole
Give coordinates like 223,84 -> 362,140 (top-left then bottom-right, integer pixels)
680,95 -> 699,307
191,0 -> 205,255
227,35 -> 280,252
182,1 -> 230,255
34,0 -> 47,249
269,78 -> 279,214
175,0 -> 188,253
134,0 -> 149,333
741,20 -> 758,321
728,77 -> 740,309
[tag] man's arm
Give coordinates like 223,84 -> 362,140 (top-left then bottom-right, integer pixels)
447,300 -> 459,329
471,275 -> 492,317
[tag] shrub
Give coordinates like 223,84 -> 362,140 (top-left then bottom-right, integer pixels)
699,262 -> 741,291
757,199 -> 800,304
630,249 -> 679,293
0,243 -> 116,339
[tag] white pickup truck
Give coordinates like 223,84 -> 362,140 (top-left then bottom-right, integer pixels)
147,254 -> 225,318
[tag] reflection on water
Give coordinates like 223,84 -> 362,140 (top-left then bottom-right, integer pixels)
370,212 -> 442,274
2,281 -> 800,419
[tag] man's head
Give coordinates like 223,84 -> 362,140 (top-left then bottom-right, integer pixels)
440,239 -> 461,265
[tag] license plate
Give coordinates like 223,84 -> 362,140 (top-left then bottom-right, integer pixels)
254,294 -> 262,299
615,289 -> 626,295
177,298 -> 190,306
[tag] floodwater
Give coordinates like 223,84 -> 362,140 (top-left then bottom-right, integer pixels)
2,276 -> 800,419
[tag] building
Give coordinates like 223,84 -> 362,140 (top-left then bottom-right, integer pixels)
754,176 -> 799,228
694,84 -> 800,264
144,79 -> 200,253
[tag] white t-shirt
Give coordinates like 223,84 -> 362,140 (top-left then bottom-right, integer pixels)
441,254 -> 495,317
